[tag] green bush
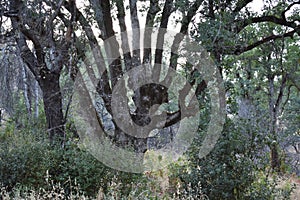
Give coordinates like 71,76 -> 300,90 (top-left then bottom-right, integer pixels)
0,99 -> 296,199
176,118 -> 289,200
0,119 -> 143,198
0,124 -> 47,190
244,172 -> 294,200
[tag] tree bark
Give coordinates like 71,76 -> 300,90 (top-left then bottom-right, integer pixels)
39,73 -> 65,146
0,109 -> 2,127
8,0 -> 68,146
271,142 -> 280,172
21,63 -> 32,118
34,80 -> 39,119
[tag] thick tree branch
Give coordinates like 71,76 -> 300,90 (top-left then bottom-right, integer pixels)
116,0 -> 132,70
63,1 -> 106,75
169,0 -> 204,70
8,0 -> 47,80
15,34 -> 40,78
282,1 -> 300,21
48,0 -> 65,26
274,72 -> 287,115
236,15 -> 299,33
160,0 -> 204,87
164,111 -> 181,127
153,0 -> 173,82
143,0 -> 160,64
63,1 -> 113,115
154,1 -> 173,64
207,0 -> 215,18
100,0 -> 123,87
233,0 -> 253,13
163,78 -> 207,128
129,0 -> 141,68
100,0 -> 115,38
89,0 -> 105,39
233,29 -> 298,55
20,27 -> 47,72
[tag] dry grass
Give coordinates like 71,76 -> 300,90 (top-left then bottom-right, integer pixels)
289,175 -> 300,200
2,171 -> 298,199
276,174 -> 300,200
0,173 -> 208,200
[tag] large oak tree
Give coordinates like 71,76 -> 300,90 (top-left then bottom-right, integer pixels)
1,0 -> 299,165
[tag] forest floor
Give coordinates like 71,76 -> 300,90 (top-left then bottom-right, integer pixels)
291,182 -> 300,200
279,174 -> 300,200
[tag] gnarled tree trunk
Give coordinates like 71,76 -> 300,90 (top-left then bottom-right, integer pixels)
39,74 -> 65,146
8,0 -> 68,146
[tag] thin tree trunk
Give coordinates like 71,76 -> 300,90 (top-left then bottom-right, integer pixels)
34,80 -> 39,119
21,64 -> 32,118
266,51 -> 283,172
129,0 -> 141,68
270,142 -> 280,172
0,109 -> 2,127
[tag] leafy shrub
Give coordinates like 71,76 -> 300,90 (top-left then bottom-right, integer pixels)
0,100 -> 296,199
0,124 -> 48,190
0,119 -> 142,198
244,172 -> 294,200
177,118 -> 286,199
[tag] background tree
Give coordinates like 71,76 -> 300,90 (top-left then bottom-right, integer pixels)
2,0 -> 77,145
227,22 -> 300,171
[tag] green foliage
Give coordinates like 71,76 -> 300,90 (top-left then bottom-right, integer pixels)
245,172 -> 294,200
174,117 -> 293,200
0,175 -> 90,199
0,118 -> 143,198
0,124 -> 48,190
2,0 -> 299,199
181,119 -> 253,199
